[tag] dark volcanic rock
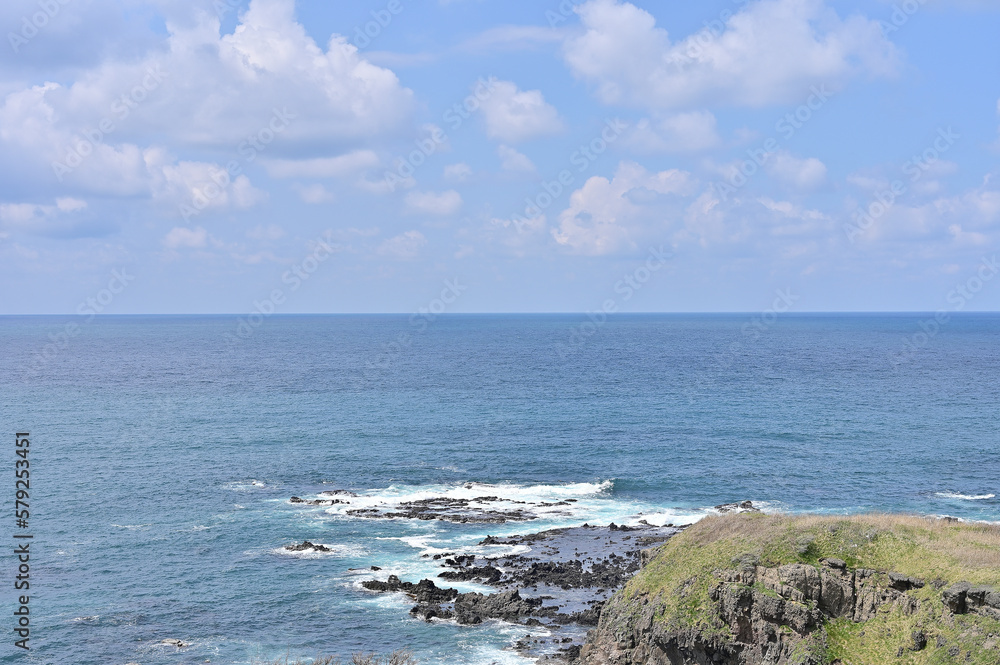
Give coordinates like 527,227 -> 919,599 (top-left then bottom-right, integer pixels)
580,559 -> 930,665
364,522 -> 681,662
888,571 -> 925,591
289,496 -> 350,506
362,576 -> 459,604
285,540 -> 333,552
410,603 -> 454,621
453,589 -> 542,624
438,565 -> 503,583
942,581 -> 1000,618
347,497 -> 536,524
714,501 -> 760,514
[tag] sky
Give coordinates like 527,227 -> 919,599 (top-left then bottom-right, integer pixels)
1,0 -> 999,314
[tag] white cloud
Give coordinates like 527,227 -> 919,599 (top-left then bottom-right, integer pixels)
377,230 -> 427,258
404,189 -> 462,216
498,145 -> 536,172
0,197 -> 88,232
247,224 -> 286,241
478,80 -> 564,142
145,149 -> 268,211
0,0 -> 413,203
766,151 -> 828,189
563,0 -> 899,110
444,162 -> 473,182
293,184 -> 335,204
948,224 -> 990,247
263,151 -> 381,179
459,25 -> 565,52
55,197 -> 88,212
552,161 -> 696,255
488,213 -> 549,256
163,226 -> 209,249
623,112 -> 720,153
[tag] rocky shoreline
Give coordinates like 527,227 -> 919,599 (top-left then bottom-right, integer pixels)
283,490 -> 763,662
359,521 -> 686,661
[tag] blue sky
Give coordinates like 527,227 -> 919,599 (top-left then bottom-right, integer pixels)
1,0 -> 999,314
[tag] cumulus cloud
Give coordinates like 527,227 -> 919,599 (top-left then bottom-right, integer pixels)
404,189 -> 462,216
162,226 -> 209,249
263,151 -> 381,179
552,161 -> 696,255
444,162 -> 473,182
247,224 -> 286,241
293,184 -> 335,204
478,80 -> 564,142
377,230 -> 427,258
766,152 -> 828,189
563,0 -> 899,110
0,197 -> 89,235
0,0 -> 413,207
145,149 -> 268,212
622,112 -> 720,153
498,145 -> 536,172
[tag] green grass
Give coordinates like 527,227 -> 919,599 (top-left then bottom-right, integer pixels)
613,513 -> 1000,663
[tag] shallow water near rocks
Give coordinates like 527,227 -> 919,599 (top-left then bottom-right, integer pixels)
2,313 -> 999,665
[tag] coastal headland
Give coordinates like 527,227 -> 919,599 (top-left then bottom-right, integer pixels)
578,512 -> 1000,665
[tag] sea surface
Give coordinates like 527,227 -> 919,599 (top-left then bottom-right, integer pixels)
1,313 -> 998,665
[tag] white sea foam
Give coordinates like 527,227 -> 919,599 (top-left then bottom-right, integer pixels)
322,480 -> 614,524
627,510 -> 708,527
274,543 -> 367,558
223,480 -> 268,492
936,492 -> 995,501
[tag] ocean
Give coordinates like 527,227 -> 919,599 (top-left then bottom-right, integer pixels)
1,313 -> 998,665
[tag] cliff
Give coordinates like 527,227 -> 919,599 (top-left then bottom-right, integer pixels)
577,513 -> 1000,664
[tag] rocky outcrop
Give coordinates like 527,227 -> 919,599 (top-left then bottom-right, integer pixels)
346,496 -> 536,523
942,581 -> 1000,619
578,558 -> 924,665
285,540 -> 333,552
714,501 -> 760,514
453,589 -> 543,624
362,576 -> 459,604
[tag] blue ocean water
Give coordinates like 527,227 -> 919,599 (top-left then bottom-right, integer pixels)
1,313 -> 998,665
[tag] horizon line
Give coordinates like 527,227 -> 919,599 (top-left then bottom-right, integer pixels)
2,311 -> 1000,317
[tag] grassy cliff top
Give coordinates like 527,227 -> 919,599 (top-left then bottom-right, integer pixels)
622,513 -> 1000,663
